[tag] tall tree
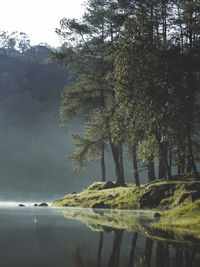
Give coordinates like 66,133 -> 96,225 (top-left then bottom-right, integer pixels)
54,0 -> 200,185
53,0 -> 134,185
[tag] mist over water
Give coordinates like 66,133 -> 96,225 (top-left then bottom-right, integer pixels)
0,201 -> 52,207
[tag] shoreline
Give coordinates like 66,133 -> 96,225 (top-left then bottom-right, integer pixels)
52,177 -> 200,238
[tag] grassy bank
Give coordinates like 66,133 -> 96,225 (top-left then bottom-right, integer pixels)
52,177 -> 200,237
52,178 -> 200,209
152,198 -> 200,239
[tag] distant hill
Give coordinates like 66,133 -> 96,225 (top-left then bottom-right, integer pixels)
0,45 -> 68,102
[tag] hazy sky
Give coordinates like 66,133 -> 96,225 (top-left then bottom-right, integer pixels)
0,0 -> 85,47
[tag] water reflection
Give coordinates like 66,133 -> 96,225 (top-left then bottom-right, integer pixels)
98,232 -> 104,267
70,243 -> 96,267
1,207 -> 200,267
129,233 -> 138,267
107,230 -> 123,267
69,232 -> 200,267
60,208 -> 200,267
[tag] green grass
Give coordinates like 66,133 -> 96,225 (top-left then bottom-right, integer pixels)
52,179 -> 200,210
52,182 -> 142,209
52,178 -> 200,238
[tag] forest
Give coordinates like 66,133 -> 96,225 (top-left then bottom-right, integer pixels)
53,0 -> 200,186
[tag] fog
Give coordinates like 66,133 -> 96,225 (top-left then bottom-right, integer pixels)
0,46 -> 147,203
0,100 -> 90,201
0,92 -> 142,203
0,94 -> 106,202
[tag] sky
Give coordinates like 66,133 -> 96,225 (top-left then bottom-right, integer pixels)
0,0 -> 85,47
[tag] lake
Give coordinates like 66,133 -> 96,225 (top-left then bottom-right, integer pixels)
0,205 -> 200,267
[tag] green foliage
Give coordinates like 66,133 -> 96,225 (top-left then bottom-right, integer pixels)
0,31 -> 30,55
137,135 -> 157,163
53,0 -> 135,184
54,0 -> 200,184
68,110 -> 107,170
111,0 -> 200,180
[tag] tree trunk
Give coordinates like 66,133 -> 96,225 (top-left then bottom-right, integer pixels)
161,0 -> 167,42
101,146 -> 106,182
161,143 -> 171,180
187,126 -> 199,179
177,147 -> 186,175
155,8 -> 159,37
109,139 -> 125,186
147,154 -> 155,182
158,149 -> 166,179
178,164 -> 181,176
119,143 -> 125,182
133,145 -> 140,186
149,0 -> 154,43
187,152 -> 192,172
181,149 -> 186,174
169,151 -> 172,175
107,120 -> 124,186
177,2 -> 184,51
157,139 -> 171,180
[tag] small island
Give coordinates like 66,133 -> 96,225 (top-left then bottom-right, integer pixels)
52,174 -> 200,238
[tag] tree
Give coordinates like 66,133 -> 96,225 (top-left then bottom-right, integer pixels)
68,110 -> 107,181
54,0 -> 200,185
0,31 -> 30,55
112,15 -> 172,180
53,0 -> 135,185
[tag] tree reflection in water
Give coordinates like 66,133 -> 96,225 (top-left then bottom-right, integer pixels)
98,232 -> 104,267
156,241 -> 169,267
70,242 -> 97,267
69,230 -> 200,267
129,233 -> 138,267
107,230 -> 123,267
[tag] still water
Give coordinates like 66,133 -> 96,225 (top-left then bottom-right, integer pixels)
0,206 -> 200,267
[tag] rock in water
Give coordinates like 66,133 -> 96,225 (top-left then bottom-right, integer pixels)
39,202 -> 48,207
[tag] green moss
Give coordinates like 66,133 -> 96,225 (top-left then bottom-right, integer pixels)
52,179 -> 200,211
52,182 -> 144,209
152,199 -> 200,238
160,184 -> 187,207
